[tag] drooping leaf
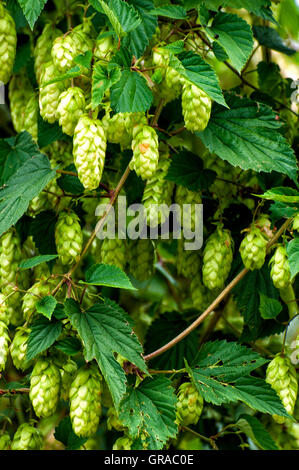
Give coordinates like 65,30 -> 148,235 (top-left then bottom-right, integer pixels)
259,293 -> 282,320
150,5 -> 188,19
123,0 -> 158,58
27,317 -> 62,362
253,25 -> 296,56
236,414 -> 279,450
36,295 -> 57,320
29,210 -> 58,255
18,254 -> 58,270
257,187 -> 299,204
82,263 -> 137,290
54,417 -> 87,450
54,337 -> 82,356
17,0 -> 48,29
92,0 -> 141,38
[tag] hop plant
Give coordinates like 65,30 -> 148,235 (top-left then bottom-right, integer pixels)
181,81 -> 212,133
0,4 -> 17,84
0,320 -> 10,372
176,382 -> 204,426
69,364 -> 102,438
266,354 -> 298,423
94,33 -> 115,62
57,87 -> 86,136
292,213 -> 299,232
73,115 -> 107,190
202,225 -> 234,290
130,124 -> 159,180
239,226 -> 269,271
100,237 -> 127,270
129,239 -> 155,281
269,245 -> 291,289
55,211 -> 83,265
39,60 -> 69,123
113,436 -> 133,450
29,358 -> 61,418
11,423 -> 44,450
176,237 -> 201,279
10,327 -> 32,371
34,23 -> 62,84
0,431 -> 11,450
22,278 -> 54,322
152,47 -> 182,103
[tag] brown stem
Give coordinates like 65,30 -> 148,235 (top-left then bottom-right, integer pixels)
150,99 -> 166,127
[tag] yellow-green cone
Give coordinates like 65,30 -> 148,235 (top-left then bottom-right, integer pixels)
270,245 -> 291,289
182,81 -> 211,133
29,358 -> 61,418
57,87 -> 86,136
176,382 -> 204,426
130,124 -> 159,180
55,211 -> 83,265
11,423 -> 44,450
0,320 -> 10,372
0,4 -> 17,84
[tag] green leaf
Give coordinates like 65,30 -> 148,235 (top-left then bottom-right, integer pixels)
17,0 -> 48,29
198,93 -> 298,182
165,150 -> 216,191
54,417 -> 87,450
39,66 -> 81,87
150,5 -> 187,19
286,238 -> 299,280
119,377 -> 178,449
161,40 -> 185,55
91,64 -> 122,110
169,51 -> 227,107
259,292 -> 282,319
236,414 -> 279,450
212,41 -> 229,62
110,70 -> 153,113
54,337 -> 82,356
73,51 -> 93,70
64,298 -> 148,408
56,164 -> 84,195
29,210 -> 58,255
123,0 -> 158,58
13,41 -> 31,74
37,115 -> 66,149
0,150 -> 56,237
253,25 -> 296,56
82,263 -> 137,290
36,296 -> 57,320
96,0 -> 141,38
27,317 -> 62,362
18,254 -> 58,270
257,187 -> 299,204
270,202 -> 298,222
208,12 -> 254,72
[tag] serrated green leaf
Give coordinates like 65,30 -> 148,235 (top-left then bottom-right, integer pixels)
54,417 -> 87,450
212,41 -> 229,62
150,5 -> 187,19
54,337 -> 82,356
29,210 -> 58,255
236,414 -> 279,450
286,238 -> 299,280
123,0 -> 157,58
198,93 -> 298,182
96,0 -> 141,38
91,64 -> 122,110
18,254 -> 58,270
258,187 -> 299,204
27,317 -> 62,362
259,292 -> 282,319
36,296 -> 57,320
110,70 -> 153,113
270,202 -> 298,222
119,377 -> 178,449
82,263 -> 137,290
37,115 -> 66,149
57,164 -> 84,195
73,51 -> 93,69
17,0 -> 48,29
253,25 -> 296,56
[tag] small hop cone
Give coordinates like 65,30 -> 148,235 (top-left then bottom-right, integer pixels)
152,47 -> 182,102
270,245 -> 291,289
129,239 -> 155,281
182,81 -> 211,133
176,238 -> 201,280
69,364 -> 102,438
190,274 -> 217,311
34,23 -> 62,84
94,34 -> 115,62
113,436 -> 133,451
29,358 -> 61,418
124,112 -> 148,139
239,226 -> 268,270
39,60 -> 69,124
0,4 -> 17,84
0,320 -> 10,372
52,27 -> 93,73
23,93 -> 39,141
130,125 -> 159,180
0,431 -> 11,450
100,237 -> 127,270
73,115 -> 107,190
10,327 -> 32,371
8,74 -> 34,133
57,87 -> 86,136
22,278 -> 54,322
176,382 -> 204,426
107,407 -> 127,432
202,226 -> 234,290
11,423 -> 44,450
0,228 -> 23,289
266,354 -> 298,424
59,358 -> 78,401
55,211 -> 83,265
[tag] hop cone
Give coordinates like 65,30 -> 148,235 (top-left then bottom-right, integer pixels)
0,292 -> 10,325
293,213 -> 299,232
69,364 -> 102,438
190,274 -> 217,312
176,382 -> 204,426
102,111 -> 131,148
8,74 -> 33,134
129,239 -> 155,281
0,4 -> 17,84
152,47 -> 182,103
52,26 -> 93,73
0,228 -> 23,289
130,124 -> 159,180
29,358 -> 61,418
202,226 -> 233,290
59,358 -> 78,401
100,237 -> 127,270
124,112 -> 148,138
0,320 -> 10,372
11,423 -> 44,450
39,60 -> 69,124
177,237 -> 201,279
34,23 -> 62,84
73,115 -> 107,190
182,81 -> 211,133
23,93 -> 39,141
27,191 -> 51,217
94,34 -> 115,62
113,436 -> 133,451
55,211 -> 83,265
10,327 -> 32,371
57,87 -> 86,136
266,354 -> 298,423
270,245 -> 291,289
175,185 -> 202,234
22,278 -> 54,322
107,407 -> 127,432
239,226 -> 268,271
0,431 -> 11,450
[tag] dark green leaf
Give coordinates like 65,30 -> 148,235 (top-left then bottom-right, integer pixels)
236,414 -> 279,450
37,115 -> 66,149
36,295 -> 57,320
57,164 -> 84,195
259,293 -> 282,319
258,187 -> 299,204
30,210 -> 58,255
55,337 -> 82,355
54,417 -> 87,450
123,0 -> 157,58
287,238 -> 299,280
96,0 -> 141,38
150,5 -> 187,19
82,263 -> 137,290
110,70 -> 153,113
253,25 -> 296,56
27,317 -> 62,362
17,0 -> 48,29
92,64 -> 122,109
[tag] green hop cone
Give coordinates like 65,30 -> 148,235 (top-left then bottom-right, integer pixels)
69,364 -> 102,438
176,237 -> 201,280
102,111 -> 131,148
266,354 -> 298,424
0,228 -> 23,289
94,33 -> 115,62
55,211 -> 83,265
269,245 -> 291,289
182,81 -> 211,133
23,93 -> 39,141
0,320 -> 10,372
176,382 -> 204,426
124,112 -> 148,139
57,87 -> 86,136
107,407 -> 127,432
59,358 -> 78,401
113,436 -> 133,451
0,292 -> 10,325
202,225 -> 234,290
52,25 -> 93,73
29,358 -> 61,418
11,423 -> 44,450
130,124 -> 159,180
22,278 -> 54,322
8,74 -> 34,133
39,60 -> 69,124
152,47 -> 182,103
73,115 -> 107,190
190,273 -> 218,312
129,239 -> 155,281
0,4 -> 17,84
0,431 -> 11,450
34,23 -> 62,84
100,237 -> 127,270
239,226 -> 268,271
10,327 -> 32,371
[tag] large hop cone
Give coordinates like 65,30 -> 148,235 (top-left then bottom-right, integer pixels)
190,273 -> 218,311
34,23 -> 62,84
102,111 -> 131,148
73,115 -> 107,190
59,358 -> 78,401
129,239 -> 155,281
29,358 -> 61,418
100,237 -> 127,270
11,423 -> 44,450
175,185 -> 202,234
239,226 -> 268,271
8,74 -> 34,134
113,436 -> 133,450
0,431 -> 11,450
0,320 -> 10,372
182,81 -> 211,133
202,225 -> 233,290
39,60 -> 69,124
266,354 -> 298,424
176,382 -> 204,426
176,237 -> 201,280
55,211 -> 83,265
22,278 -> 54,322
269,245 -> 291,289
57,87 -> 86,136
130,124 -> 159,180
10,327 -> 32,371
69,364 -> 102,438
0,4 -> 17,84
